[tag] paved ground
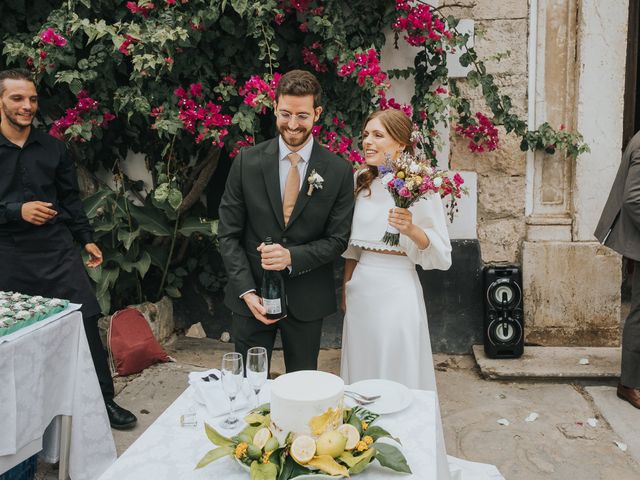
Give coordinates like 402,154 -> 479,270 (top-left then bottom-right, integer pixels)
36,337 -> 640,480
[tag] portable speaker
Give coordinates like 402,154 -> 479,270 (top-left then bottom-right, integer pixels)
483,266 -> 524,358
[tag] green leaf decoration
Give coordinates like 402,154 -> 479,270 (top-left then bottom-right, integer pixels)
204,422 -> 234,447
363,425 -> 401,445
372,442 -> 411,474
244,412 -> 270,427
195,446 -> 234,469
278,454 -> 310,480
347,448 -> 376,475
338,450 -> 362,468
347,411 -> 364,434
249,460 -> 278,480
351,406 -> 379,425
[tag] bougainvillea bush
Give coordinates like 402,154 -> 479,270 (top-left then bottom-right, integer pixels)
0,0 -> 588,313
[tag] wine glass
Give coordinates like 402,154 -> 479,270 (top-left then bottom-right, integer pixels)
246,347 -> 268,408
220,352 -> 244,429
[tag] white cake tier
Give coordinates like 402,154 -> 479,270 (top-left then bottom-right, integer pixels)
270,370 -> 344,443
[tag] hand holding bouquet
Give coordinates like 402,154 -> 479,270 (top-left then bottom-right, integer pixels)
378,134 -> 467,246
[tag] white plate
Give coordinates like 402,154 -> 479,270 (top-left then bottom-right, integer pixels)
346,379 -> 413,414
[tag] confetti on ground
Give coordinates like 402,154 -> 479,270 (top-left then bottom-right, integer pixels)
615,441 -> 628,452
497,418 -> 510,426
579,358 -> 590,365
525,412 -> 539,422
587,418 -> 598,428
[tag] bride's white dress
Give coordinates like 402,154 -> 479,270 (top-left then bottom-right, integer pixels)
340,176 -> 504,480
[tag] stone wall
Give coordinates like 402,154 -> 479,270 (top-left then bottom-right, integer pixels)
442,0 -> 628,348
444,0 -> 530,265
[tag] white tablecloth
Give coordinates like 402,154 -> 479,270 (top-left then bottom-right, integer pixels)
97,383 -> 443,479
0,308 -> 117,479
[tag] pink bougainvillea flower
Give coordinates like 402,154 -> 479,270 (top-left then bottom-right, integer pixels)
126,1 -> 155,17
40,28 -> 68,47
49,90 -> 114,141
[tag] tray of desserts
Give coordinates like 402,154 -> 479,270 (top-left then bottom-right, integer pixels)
0,291 -> 69,337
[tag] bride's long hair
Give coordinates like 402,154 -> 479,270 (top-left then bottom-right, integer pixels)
355,109 -> 414,197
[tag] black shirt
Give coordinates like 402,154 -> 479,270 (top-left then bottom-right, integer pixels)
0,128 -> 94,245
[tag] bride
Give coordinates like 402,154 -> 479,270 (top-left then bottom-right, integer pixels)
340,109 -> 503,480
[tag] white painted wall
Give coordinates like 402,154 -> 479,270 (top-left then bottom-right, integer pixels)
573,0 -> 629,241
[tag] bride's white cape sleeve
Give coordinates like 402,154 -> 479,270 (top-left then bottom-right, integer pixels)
399,193 -> 452,271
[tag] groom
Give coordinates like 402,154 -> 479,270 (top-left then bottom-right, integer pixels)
218,70 -> 354,372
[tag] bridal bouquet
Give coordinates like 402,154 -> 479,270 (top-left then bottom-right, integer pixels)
378,131 -> 468,246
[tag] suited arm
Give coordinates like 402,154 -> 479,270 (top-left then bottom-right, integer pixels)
288,163 -> 354,276
218,150 -> 257,296
622,149 -> 640,227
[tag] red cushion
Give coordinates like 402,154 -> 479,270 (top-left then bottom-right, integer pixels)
108,307 -> 170,376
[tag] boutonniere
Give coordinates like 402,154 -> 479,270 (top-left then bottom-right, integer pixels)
307,169 -> 324,196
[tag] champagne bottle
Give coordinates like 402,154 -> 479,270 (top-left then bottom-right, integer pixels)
260,237 -> 287,320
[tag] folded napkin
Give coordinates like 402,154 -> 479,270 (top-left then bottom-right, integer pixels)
189,369 -> 251,418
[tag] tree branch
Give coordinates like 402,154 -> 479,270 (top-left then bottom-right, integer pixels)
178,147 -> 221,213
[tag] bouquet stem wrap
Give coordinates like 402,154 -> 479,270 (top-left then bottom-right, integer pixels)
382,224 -> 400,246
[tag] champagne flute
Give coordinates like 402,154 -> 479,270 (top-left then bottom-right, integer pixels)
220,352 -> 244,429
246,347 -> 268,408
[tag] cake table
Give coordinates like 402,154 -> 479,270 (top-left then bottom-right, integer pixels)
96,381 -> 442,480
0,304 -> 116,480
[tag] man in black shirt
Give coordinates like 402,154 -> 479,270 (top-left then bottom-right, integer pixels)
0,68 -> 136,429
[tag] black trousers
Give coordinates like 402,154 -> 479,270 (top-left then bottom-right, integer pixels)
622,260 -> 640,388
84,314 -> 115,400
232,312 -> 323,373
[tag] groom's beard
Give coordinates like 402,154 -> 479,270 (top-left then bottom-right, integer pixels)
277,123 -> 312,149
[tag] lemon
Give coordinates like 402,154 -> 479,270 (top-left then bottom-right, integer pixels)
264,437 -> 279,452
315,430 -> 347,458
290,435 -> 316,465
247,444 -> 262,460
234,433 -> 252,445
337,424 -> 360,450
252,427 -> 272,450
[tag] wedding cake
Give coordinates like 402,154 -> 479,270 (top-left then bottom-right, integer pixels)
0,291 -> 69,337
269,370 -> 344,443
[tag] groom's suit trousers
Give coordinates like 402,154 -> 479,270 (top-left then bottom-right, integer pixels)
232,311 -> 323,373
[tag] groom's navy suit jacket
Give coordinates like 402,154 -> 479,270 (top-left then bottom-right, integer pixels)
218,137 -> 354,321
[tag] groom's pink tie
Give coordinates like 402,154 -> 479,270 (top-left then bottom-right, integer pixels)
283,152 -> 301,225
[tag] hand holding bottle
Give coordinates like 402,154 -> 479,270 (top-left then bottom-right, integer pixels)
242,292 -> 279,325
257,242 -> 291,270
259,237 -> 288,322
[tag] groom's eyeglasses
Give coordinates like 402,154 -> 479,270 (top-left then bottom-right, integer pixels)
276,111 -> 312,123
